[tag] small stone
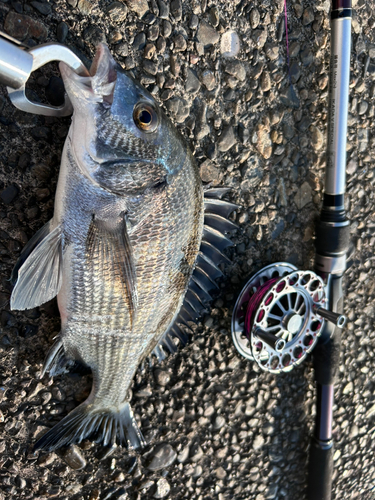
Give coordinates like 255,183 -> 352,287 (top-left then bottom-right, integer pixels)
250,8 -> 260,29
156,37 -> 166,53
153,478 -> 170,499
358,101 -> 368,115
346,158 -> 357,175
116,42 -> 129,57
158,0 -> 169,19
57,22 -> 69,43
15,476 -> 26,489
126,0 -> 148,17
170,0 -> 182,21
253,434 -> 265,450
4,12 -> 48,41
31,1 -> 52,15
197,20 -> 220,47
265,43 -> 279,60
310,125 -> 324,150
1,185 -> 19,204
143,12 -> 156,24
255,125 -> 272,159
185,68 -> 200,93
216,467 -> 226,479
108,30 -> 122,44
107,2 -> 128,22
217,126 -> 237,152
221,30 -> 240,58
60,445 -> 87,470
200,70 -> 216,91
303,7 -> 314,25
173,34 -> 187,52
294,181 -> 312,209
77,0 -> 93,15
343,381 -> 354,394
208,7 -> 220,27
252,28 -> 267,49
189,14 -> 199,29
213,415 -> 226,430
260,71 -> 271,92
162,20 -> 172,38
154,369 -> 170,386
148,25 -> 159,41
225,60 -> 246,81
200,160 -> 220,183
190,443 -> 204,462
133,32 -> 146,50
83,26 -> 106,45
289,42 -> 300,58
144,43 -> 156,59
143,60 -> 158,75
147,444 -> 177,471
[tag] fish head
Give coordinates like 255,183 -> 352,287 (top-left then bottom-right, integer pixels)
60,44 -> 191,195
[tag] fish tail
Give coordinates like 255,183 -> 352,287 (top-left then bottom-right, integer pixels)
33,401 -> 145,452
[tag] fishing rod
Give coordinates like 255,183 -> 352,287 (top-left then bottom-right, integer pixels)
307,0 -> 351,498
231,1 -> 352,499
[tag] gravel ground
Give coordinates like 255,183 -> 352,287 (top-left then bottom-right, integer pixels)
0,0 -> 375,499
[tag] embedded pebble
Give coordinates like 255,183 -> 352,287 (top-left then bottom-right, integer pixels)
1,185 -> 19,204
221,30 -> 240,58
147,444 -> 177,471
154,369 -> 170,386
107,2 -> 128,22
60,445 -> 87,470
153,478 -> 170,498
126,0 -> 148,17
57,21 -> 69,42
185,69 -> 200,93
197,21 -> 220,47
4,11 -> 47,41
31,1 -> 52,15
217,126 -> 237,152
294,182 -> 313,209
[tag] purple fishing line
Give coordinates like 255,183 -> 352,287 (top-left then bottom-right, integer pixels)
244,278 -> 279,336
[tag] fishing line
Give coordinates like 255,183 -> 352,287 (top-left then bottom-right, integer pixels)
244,277 -> 278,335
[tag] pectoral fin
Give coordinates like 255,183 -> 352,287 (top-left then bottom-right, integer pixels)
10,224 -> 63,311
86,216 -> 138,324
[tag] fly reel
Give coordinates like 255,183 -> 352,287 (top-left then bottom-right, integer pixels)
231,263 -> 346,374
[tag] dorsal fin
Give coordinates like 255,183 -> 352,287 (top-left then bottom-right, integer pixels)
152,189 -> 238,359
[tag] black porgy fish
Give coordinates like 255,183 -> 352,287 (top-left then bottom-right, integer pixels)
10,44 -> 237,451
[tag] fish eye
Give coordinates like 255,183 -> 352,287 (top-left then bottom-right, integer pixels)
133,102 -> 159,133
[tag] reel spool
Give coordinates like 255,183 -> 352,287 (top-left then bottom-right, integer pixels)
231,263 -> 345,374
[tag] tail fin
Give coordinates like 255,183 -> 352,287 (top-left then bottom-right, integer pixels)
34,402 -> 145,452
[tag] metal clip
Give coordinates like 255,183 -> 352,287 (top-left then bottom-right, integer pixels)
0,33 -> 89,116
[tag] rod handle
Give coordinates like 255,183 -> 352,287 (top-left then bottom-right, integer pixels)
307,439 -> 334,500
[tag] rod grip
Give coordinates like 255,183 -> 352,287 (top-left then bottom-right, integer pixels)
307,439 -> 334,500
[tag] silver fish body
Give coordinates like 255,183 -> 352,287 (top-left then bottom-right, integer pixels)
10,45 -> 236,452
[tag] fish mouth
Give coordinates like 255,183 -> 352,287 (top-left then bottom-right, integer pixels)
60,44 -> 117,104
